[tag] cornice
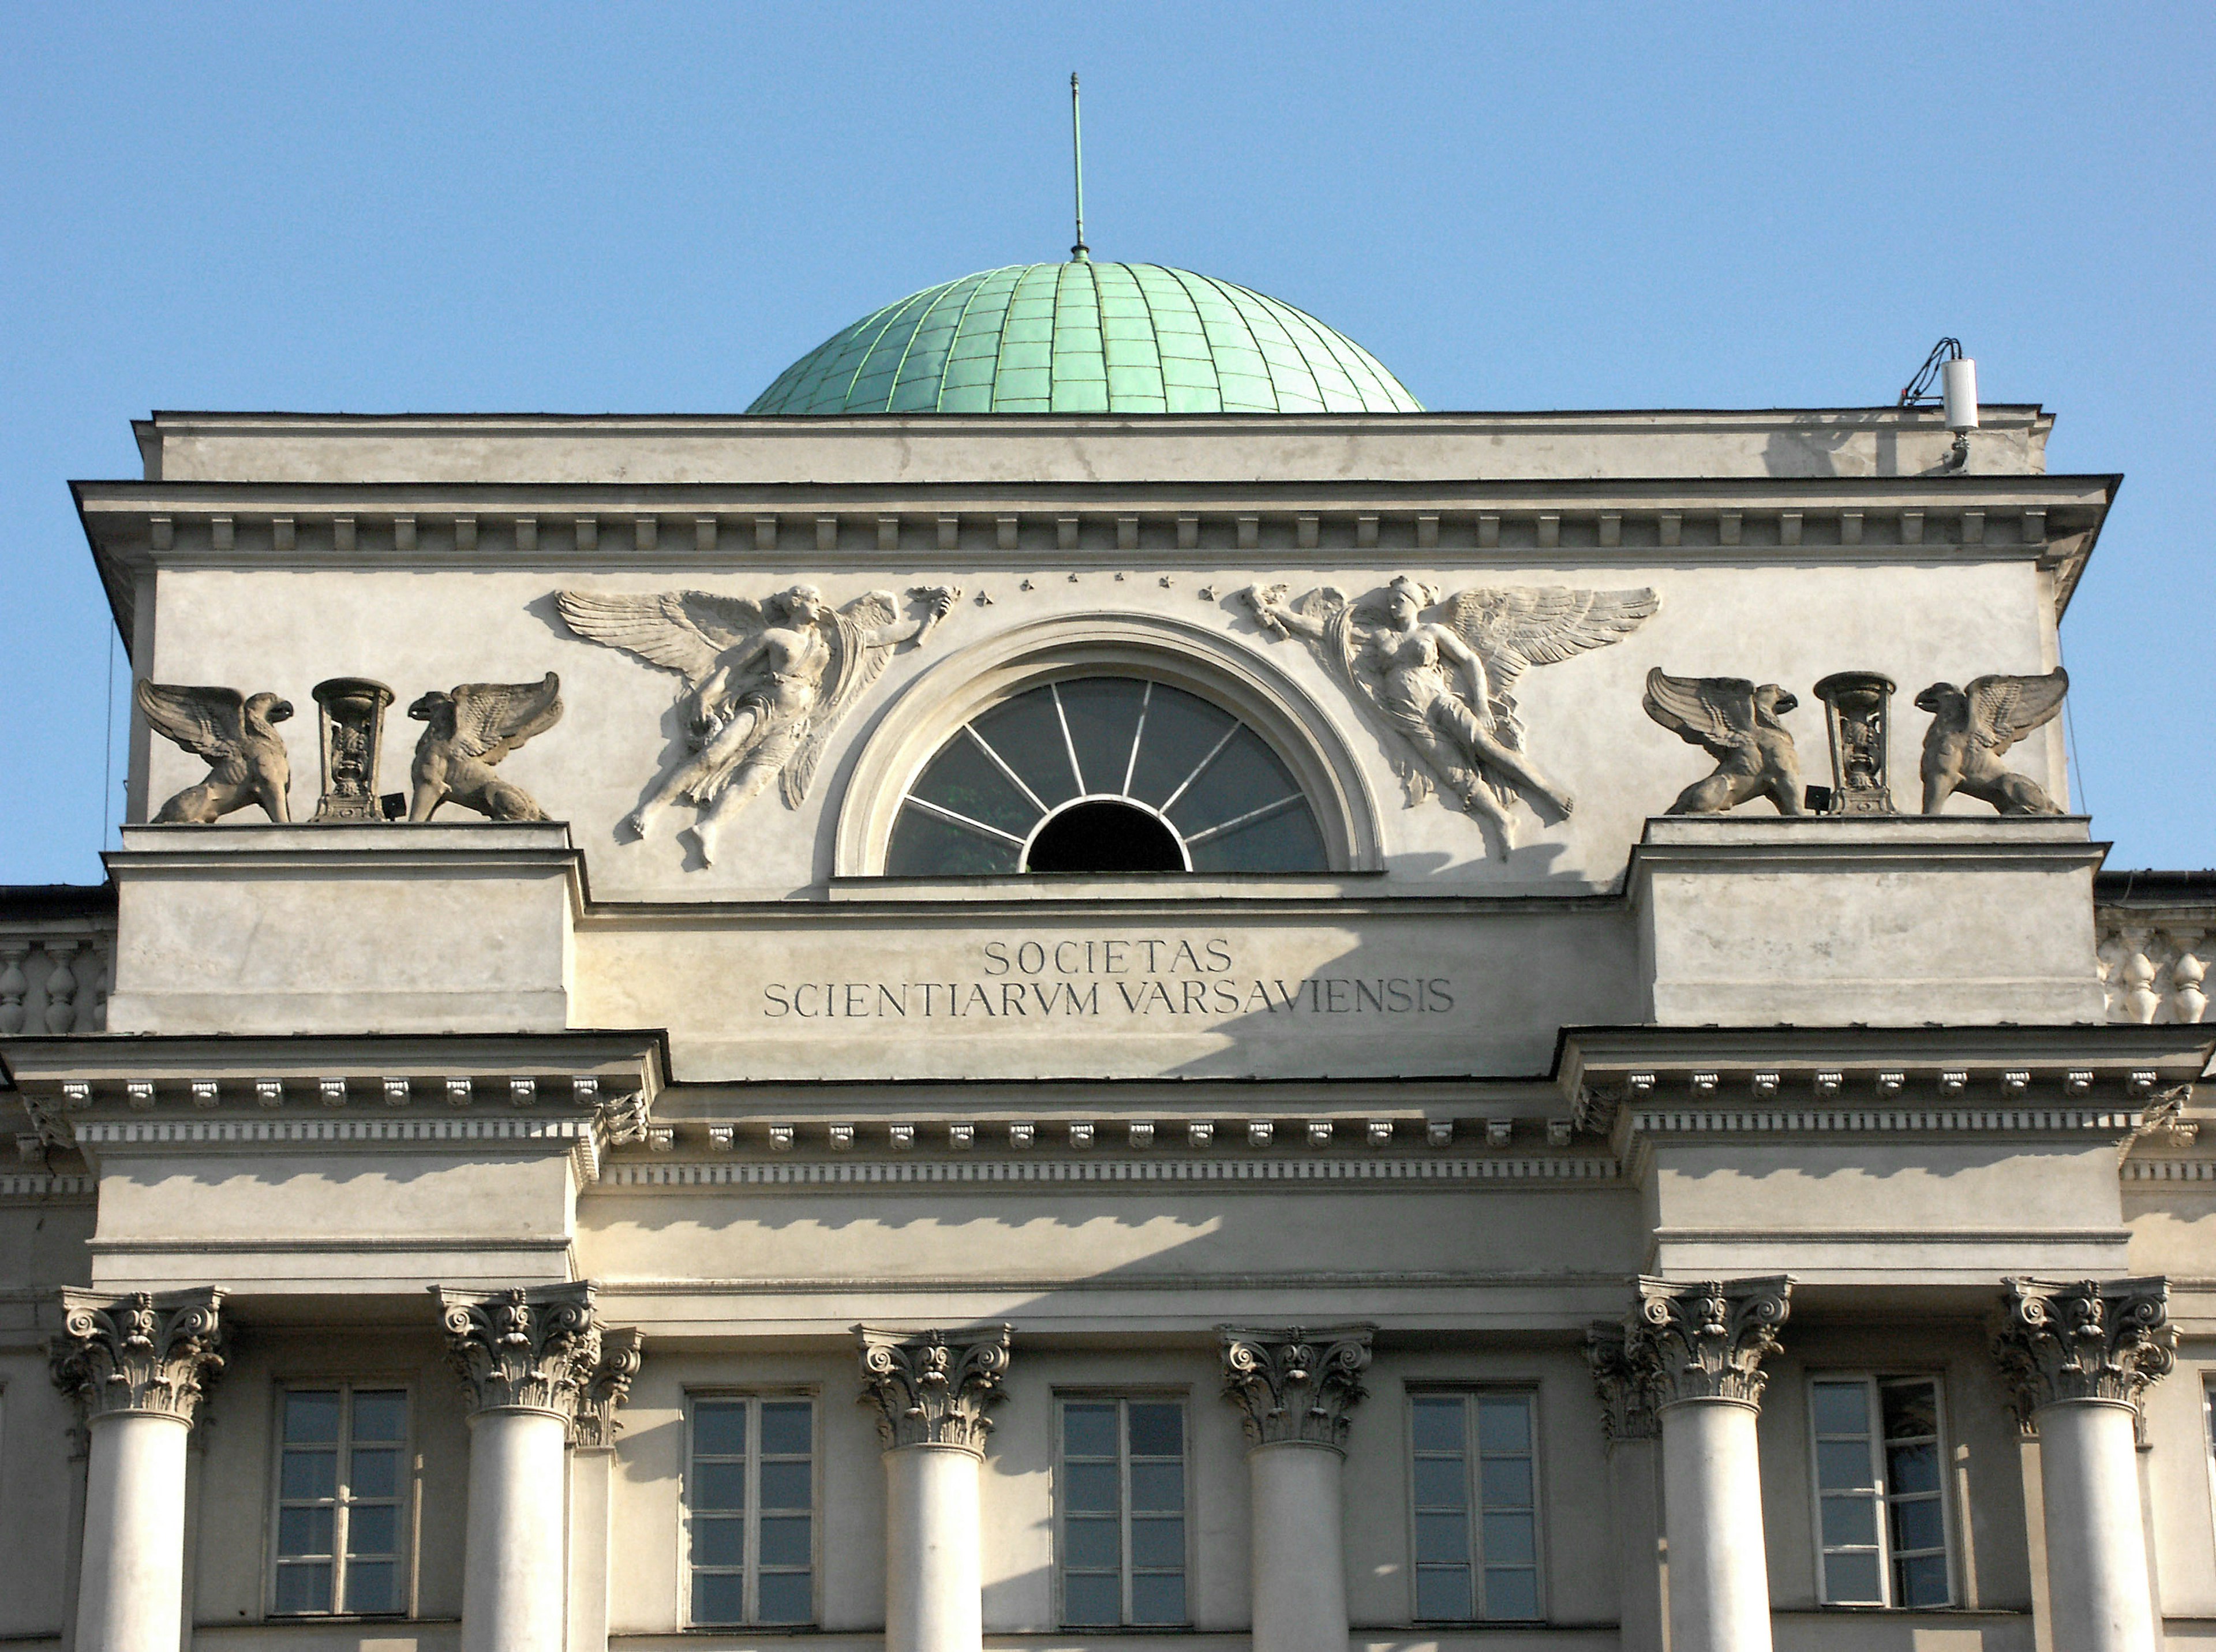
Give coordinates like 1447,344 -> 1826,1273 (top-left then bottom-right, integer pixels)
596,1152 -> 1619,1189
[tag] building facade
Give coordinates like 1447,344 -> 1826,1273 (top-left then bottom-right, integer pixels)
3,261 -> 2213,1652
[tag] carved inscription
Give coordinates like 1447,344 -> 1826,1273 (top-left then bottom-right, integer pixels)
762,936 -> 1454,1022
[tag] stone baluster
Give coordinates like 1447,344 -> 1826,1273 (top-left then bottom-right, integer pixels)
1219,1325 -> 1375,1652
1994,1278 -> 2174,1652
436,1282 -> 605,1652
50,1288 -> 227,1652
2118,930 -> 2161,1024
2166,930 -> 2207,1024
1586,1324 -> 1665,1652
1628,1276 -> 1792,1652
856,1325 -> 1012,1652
0,942 -> 28,1035
42,942 -> 80,1033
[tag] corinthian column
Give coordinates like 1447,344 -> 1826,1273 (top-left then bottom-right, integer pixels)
437,1283 -> 602,1652
856,1325 -> 1012,1652
1219,1325 -> 1375,1652
1995,1278 -> 2174,1652
50,1288 -> 226,1652
1630,1277 -> 1791,1652
1586,1324 -> 1665,1652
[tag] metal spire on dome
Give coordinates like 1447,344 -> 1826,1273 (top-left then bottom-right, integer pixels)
1069,73 -> 1089,262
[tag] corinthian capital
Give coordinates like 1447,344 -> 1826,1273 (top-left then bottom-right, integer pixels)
1219,1324 -> 1375,1449
1584,1322 -> 1659,1445
435,1282 -> 601,1421
1994,1277 -> 2175,1423
573,1327 -> 644,1449
50,1288 -> 226,1425
1631,1276 -> 1792,1409
855,1324 -> 1011,1452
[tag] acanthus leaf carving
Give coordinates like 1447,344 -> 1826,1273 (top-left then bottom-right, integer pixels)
854,1324 -> 1010,1452
1641,669 -> 1806,816
435,1282 -> 601,1421
1218,1323 -> 1375,1449
1630,1276 -> 1792,1409
407,673 -> 564,822
51,1287 -> 226,1424
572,1325 -> 643,1449
135,682 -> 294,824
1993,1276 -> 2174,1428
1584,1320 -> 1659,1445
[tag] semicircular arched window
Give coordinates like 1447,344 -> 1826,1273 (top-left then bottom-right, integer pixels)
885,676 -> 1329,875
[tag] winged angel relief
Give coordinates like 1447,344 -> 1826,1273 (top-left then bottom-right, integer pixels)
555,583 -> 958,863
1242,577 -> 1657,850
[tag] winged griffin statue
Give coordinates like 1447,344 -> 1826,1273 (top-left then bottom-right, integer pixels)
555,583 -> 959,864
1641,669 -> 1806,815
1915,668 -> 2068,815
1241,576 -> 1657,849
407,673 -> 565,821
134,681 -> 294,823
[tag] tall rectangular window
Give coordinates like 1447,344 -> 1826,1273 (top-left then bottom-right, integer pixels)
1810,1375 -> 1952,1608
1409,1392 -> 1540,1621
272,1387 -> 409,1616
687,1396 -> 814,1626
1058,1398 -> 1187,1626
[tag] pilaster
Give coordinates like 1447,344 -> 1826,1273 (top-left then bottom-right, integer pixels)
1993,1276 -> 2176,1424
572,1327 -> 643,1450
436,1282 -> 601,1422
50,1288 -> 226,1424
1218,1324 -> 1375,1448
855,1324 -> 1012,1453
1584,1321 -> 1660,1445
1629,1276 -> 1792,1409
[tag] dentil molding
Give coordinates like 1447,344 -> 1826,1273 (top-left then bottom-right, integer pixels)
50,1287 -> 226,1424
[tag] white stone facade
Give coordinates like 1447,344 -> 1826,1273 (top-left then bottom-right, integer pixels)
2,403 -> 2210,1652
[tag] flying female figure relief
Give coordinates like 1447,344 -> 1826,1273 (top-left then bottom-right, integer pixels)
556,582 -> 958,866
1242,576 -> 1657,851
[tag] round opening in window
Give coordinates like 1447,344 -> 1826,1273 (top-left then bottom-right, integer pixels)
884,676 -> 1329,876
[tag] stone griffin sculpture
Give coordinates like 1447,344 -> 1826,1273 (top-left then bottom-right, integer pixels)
1915,668 -> 2069,815
134,681 -> 294,823
555,583 -> 959,864
1641,669 -> 1806,815
1241,576 -> 1657,849
407,673 -> 565,822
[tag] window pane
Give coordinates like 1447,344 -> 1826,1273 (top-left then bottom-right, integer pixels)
760,1401 -> 812,1456
1411,1398 -> 1466,1453
759,1459 -> 811,1510
1888,1440 -> 1940,1496
1062,1403 -> 1118,1459
1126,687 -> 1236,806
350,1391 -> 407,1443
692,1402 -> 748,1458
1064,1571 -> 1121,1625
1189,802 -> 1328,874
972,692 -> 1083,807
1824,1549 -> 1883,1604
757,1570 -> 813,1625
692,1515 -> 745,1568
1816,1440 -> 1876,1490
1811,1381 -> 1871,1439
1126,1402 -> 1182,1458
1055,679 -> 1148,794
910,733 -> 1043,836
278,1505 -> 335,1558
1482,1511 -> 1536,1567
692,1460 -> 746,1512
1820,1494 -> 1878,1549
282,1449 -> 338,1501
1131,1515 -> 1184,1568
886,806 -> 1023,875
1881,1380 -> 1939,1443
1166,728 -> 1298,836
343,1560 -> 399,1614
1484,1567 -> 1540,1620
759,1514 -> 811,1568
1890,1496 -> 1945,1553
283,1391 -> 342,1444
1129,1460 -> 1183,1513
1476,1398 -> 1531,1455
1065,1515 -> 1120,1569
1065,1460 -> 1120,1514
273,1562 -> 332,1614
1413,1457 -> 1468,1509
1478,1458 -> 1532,1509
1131,1571 -> 1186,1624
1896,1551 -> 1951,1608
692,1569 -> 746,1625
350,1447 -> 400,1500
1415,1566 -> 1473,1620
347,1504 -> 397,1557
1414,1510 -> 1468,1564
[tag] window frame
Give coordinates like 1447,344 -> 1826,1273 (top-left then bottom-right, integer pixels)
682,1389 -> 821,1629
264,1380 -> 418,1620
1403,1386 -> 1546,1624
1053,1390 -> 1193,1629
1806,1371 -> 1956,1610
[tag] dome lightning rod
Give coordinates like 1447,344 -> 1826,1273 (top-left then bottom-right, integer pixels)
1069,72 -> 1090,261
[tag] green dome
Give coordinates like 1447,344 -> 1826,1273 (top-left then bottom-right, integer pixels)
747,261 -> 1423,415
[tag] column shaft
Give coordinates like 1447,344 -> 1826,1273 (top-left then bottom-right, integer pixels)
884,1444 -> 983,1652
462,1410 -> 571,1652
1660,1400 -> 1771,1652
1248,1441 -> 1347,1652
2035,1402 -> 2158,1652
76,1413 -> 192,1652
1607,1436 -> 1666,1652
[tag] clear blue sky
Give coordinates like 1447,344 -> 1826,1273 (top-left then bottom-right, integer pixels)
3,3 -> 2210,883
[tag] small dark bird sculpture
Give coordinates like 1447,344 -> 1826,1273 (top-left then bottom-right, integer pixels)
406,673 -> 564,822
135,682 -> 294,823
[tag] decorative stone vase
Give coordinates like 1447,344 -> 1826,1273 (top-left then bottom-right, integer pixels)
309,677 -> 394,823
1812,671 -> 1897,815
